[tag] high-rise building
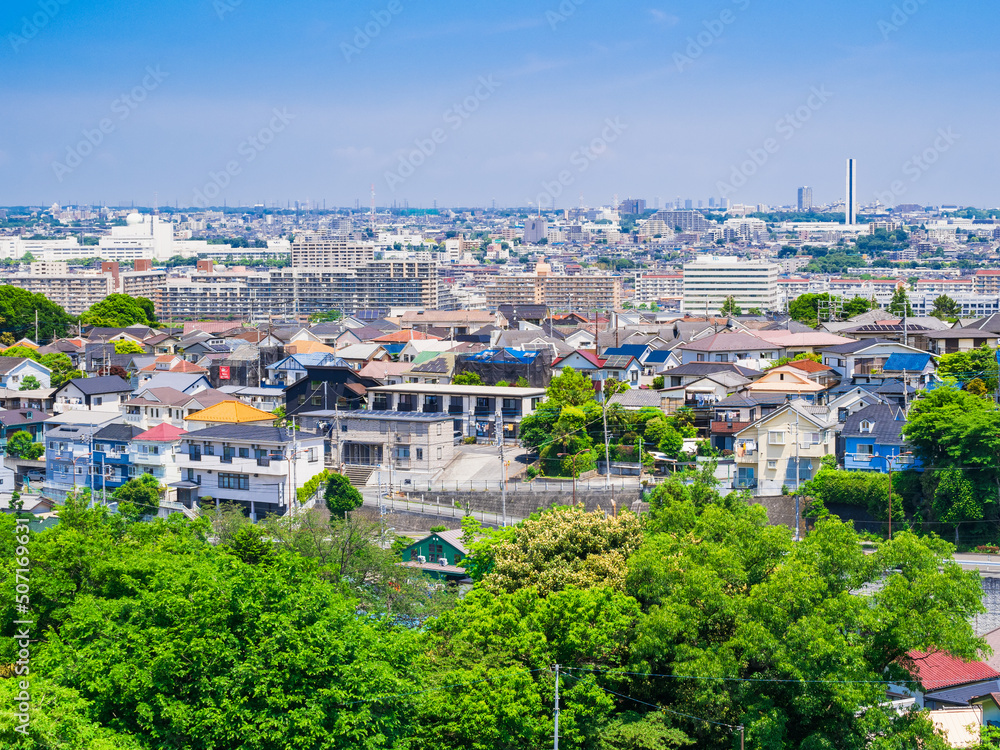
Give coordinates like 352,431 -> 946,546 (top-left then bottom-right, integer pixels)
684,199 -> 693,209
618,198 -> 646,215
682,256 -> 779,313
797,186 -> 813,212
523,218 -> 548,244
708,197 -> 716,208
486,262 -> 623,311
846,159 -> 857,225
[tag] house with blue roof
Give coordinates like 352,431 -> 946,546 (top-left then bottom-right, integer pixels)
600,344 -> 651,364
841,403 -> 920,473
880,352 -> 936,386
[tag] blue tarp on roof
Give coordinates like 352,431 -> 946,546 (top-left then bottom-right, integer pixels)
644,350 -> 673,364
882,353 -> 932,372
464,348 -> 539,364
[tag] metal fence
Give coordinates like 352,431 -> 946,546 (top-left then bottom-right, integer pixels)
385,477 -> 654,494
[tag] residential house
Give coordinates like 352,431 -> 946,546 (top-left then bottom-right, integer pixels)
332,343 -> 390,372
401,310 -> 497,337
746,364 -> 831,404
91,424 -> 146,498
131,423 -> 188,496
124,387 -> 235,430
896,650 -> 1000,710
43,411 -> 123,500
367,383 -> 546,442
139,373 -> 212,394
0,388 -> 55,412
298,409 -> 456,486
659,362 -> 762,388
284,366 -> 383,417
401,353 -> 458,385
841,403 -> 918,472
0,409 -> 51,456
357,360 -> 410,384
600,354 -> 643,389
734,401 -> 837,494
399,528 -> 470,582
184,400 -> 276,429
266,353 -> 349,387
925,327 -> 1000,356
217,385 -> 284,413
53,376 -> 133,414
880,352 -> 936,387
0,357 -> 52,389
676,331 -> 783,368
819,339 -> 929,383
173,425 -> 325,519
399,339 -> 457,363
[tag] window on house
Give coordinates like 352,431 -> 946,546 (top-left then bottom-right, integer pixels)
768,431 -> 786,445
437,446 -> 442,460
94,397 -> 103,406
856,443 -> 874,456
308,448 -> 318,462
416,448 -> 423,461
218,473 -> 249,490
860,420 -> 873,433
767,460 -> 777,469
428,542 -> 444,560
238,447 -> 249,458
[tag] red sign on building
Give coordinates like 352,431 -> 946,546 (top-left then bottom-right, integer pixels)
219,366 -> 230,380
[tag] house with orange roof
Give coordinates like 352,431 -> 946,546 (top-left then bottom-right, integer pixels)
184,400 -> 276,428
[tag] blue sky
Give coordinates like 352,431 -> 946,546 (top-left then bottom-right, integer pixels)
3,0 -> 997,209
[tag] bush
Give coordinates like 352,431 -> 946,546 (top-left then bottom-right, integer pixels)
977,545 -> 1000,554
462,436 -> 477,445
526,465 -> 540,480
429,525 -> 447,533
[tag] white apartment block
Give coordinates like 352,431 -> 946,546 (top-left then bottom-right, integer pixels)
290,233 -> 376,268
828,279 -> 900,306
635,273 -> 683,303
913,278 -> 974,296
682,257 -> 779,313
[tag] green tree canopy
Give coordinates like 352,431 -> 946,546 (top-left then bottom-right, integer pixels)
720,295 -> 742,316
452,371 -> 484,386
936,343 -> 999,392
888,285 -> 913,316
80,293 -> 156,328
547,366 -> 597,408
40,351 -> 75,388
18,374 -> 41,391
5,429 -> 43,459
111,474 -> 161,523
930,294 -> 961,320
0,285 -> 72,343
113,339 -> 145,354
324,472 -> 363,518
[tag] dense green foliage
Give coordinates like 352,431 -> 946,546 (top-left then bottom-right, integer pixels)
0,286 -> 72,342
5,430 -> 44,459
936,344 -> 999,391
0,465 -> 985,749
324,472 -> 364,518
452,371 -> 484,386
17,375 -> 41,391
113,339 -> 145,354
40,352 -> 79,388
80,294 -> 156,328
788,293 -> 877,327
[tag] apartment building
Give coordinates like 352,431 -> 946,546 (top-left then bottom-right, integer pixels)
486,263 -> 623,311
635,273 -> 683,304
974,270 -> 1000,295
290,233 -> 375,268
0,269 -> 114,315
828,279 -> 900,306
682,257 -> 779,314
914,278 -> 973,297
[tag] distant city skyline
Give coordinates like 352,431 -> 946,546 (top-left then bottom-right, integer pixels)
4,0 -> 998,208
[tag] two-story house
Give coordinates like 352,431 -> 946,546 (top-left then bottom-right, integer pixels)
284,366 -> 383,418
367,383 -> 546,442
266,353 -> 349,387
124,387 -> 235,430
52,376 -> 133,414
676,331 -> 784,368
131,423 -> 188,498
0,409 -> 51,455
0,357 -> 52,389
842,403 -> 918,473
733,401 -> 837,494
91,424 -> 146,498
172,425 -> 324,519
399,528 -> 470,582
43,412 -> 123,500
819,339 -> 929,384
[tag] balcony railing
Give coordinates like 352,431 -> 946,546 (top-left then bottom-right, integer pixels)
735,477 -> 758,489
711,420 -> 751,434
256,457 -> 271,467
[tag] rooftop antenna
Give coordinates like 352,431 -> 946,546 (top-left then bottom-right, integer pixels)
370,183 -> 376,233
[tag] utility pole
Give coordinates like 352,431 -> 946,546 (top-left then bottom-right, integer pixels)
34,309 -> 38,343
794,408 -> 800,542
602,385 -> 612,498
495,405 -> 506,526
553,664 -> 560,750
739,725 -> 745,750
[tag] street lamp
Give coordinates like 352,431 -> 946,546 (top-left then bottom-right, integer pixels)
558,448 -> 591,505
